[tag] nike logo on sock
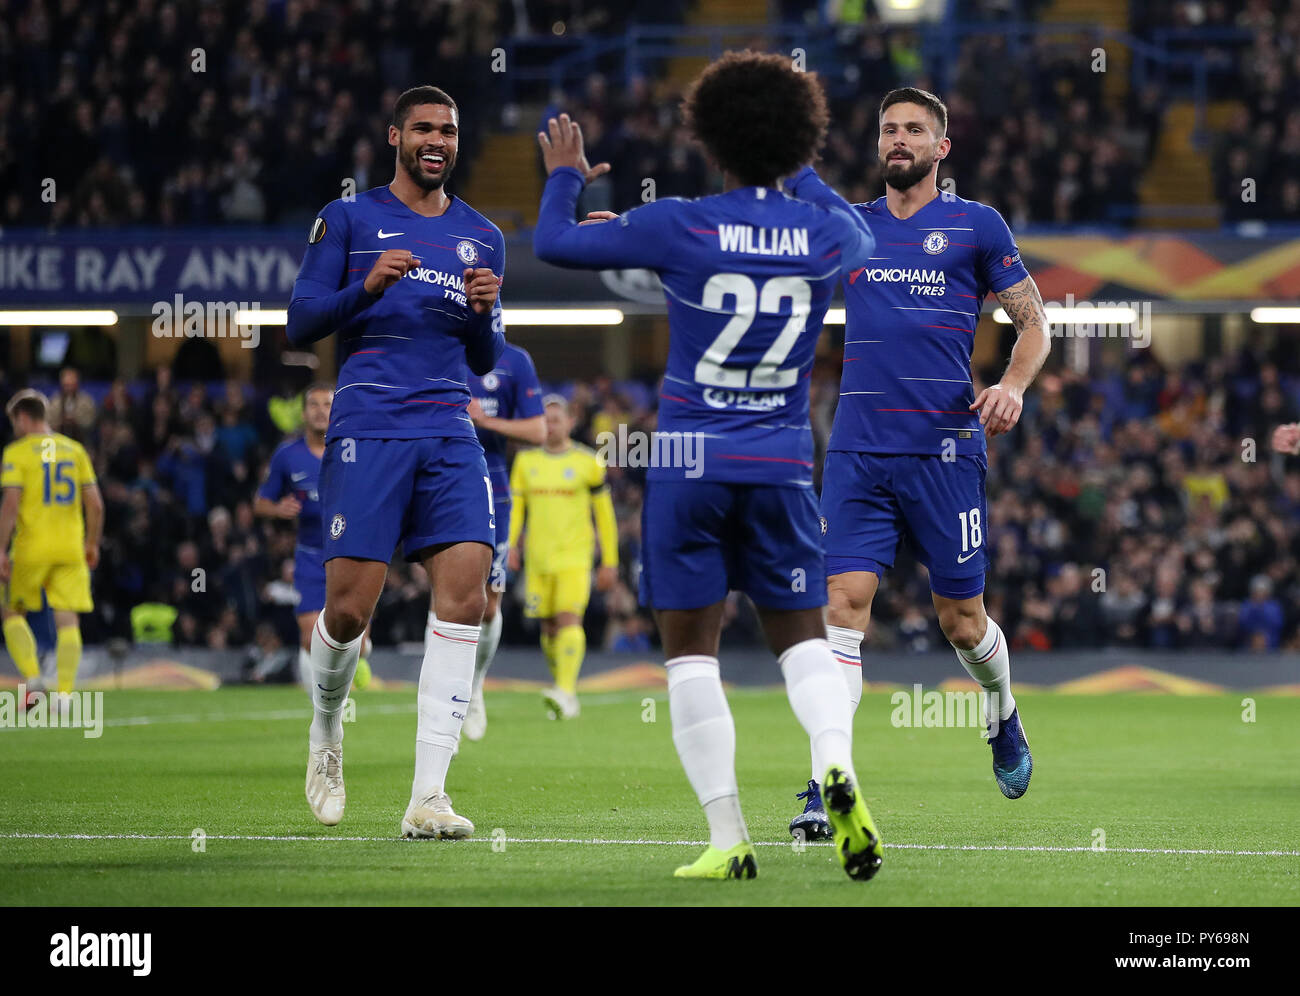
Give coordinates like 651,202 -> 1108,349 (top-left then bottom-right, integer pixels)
451,695 -> 470,703
317,682 -> 346,692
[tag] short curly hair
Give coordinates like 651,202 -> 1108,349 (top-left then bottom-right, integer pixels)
682,50 -> 830,187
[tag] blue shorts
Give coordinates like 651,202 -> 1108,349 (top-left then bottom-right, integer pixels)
319,436 -> 495,563
640,480 -> 827,611
294,545 -> 326,615
820,451 -> 988,600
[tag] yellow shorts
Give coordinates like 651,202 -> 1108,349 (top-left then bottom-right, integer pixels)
523,566 -> 591,620
5,560 -> 93,614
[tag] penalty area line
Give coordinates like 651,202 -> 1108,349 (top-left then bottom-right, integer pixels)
1,833 -> 1297,857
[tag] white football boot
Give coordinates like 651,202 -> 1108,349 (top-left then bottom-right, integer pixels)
542,686 -> 580,720
306,742 -> 346,826
462,682 -> 487,741
401,792 -> 474,839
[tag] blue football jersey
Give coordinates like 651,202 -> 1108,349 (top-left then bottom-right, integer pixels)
787,170 -> 1029,456
468,342 -> 544,500
258,437 -> 325,551
535,166 -> 875,485
286,186 -> 506,442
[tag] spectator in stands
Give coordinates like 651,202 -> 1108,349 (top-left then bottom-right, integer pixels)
48,367 -> 96,438
1237,574 -> 1285,649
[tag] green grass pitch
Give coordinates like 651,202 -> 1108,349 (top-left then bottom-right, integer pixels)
1,686 -> 1297,906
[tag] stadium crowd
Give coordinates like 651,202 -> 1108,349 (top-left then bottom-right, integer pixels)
0,0 -> 683,231
2,340 -> 1298,655
8,0 -> 1294,231
553,22 -> 1151,228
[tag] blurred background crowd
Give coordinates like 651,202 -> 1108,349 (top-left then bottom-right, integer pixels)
3,0 -> 1300,658
3,0 -> 1300,229
3,342 -> 1298,655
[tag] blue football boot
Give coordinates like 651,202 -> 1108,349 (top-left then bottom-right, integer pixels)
789,779 -> 833,840
989,706 -> 1033,799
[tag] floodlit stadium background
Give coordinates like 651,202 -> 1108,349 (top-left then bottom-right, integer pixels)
2,0 -> 1299,689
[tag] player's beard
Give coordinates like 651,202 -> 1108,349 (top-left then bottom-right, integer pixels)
400,140 -> 457,191
880,149 -> 936,192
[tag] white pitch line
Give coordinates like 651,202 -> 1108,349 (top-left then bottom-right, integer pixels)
97,703 -> 418,728
74,693 -> 646,730
1,833 -> 1296,857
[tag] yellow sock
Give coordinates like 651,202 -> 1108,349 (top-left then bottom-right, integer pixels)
55,625 -> 82,695
2,616 -> 40,680
540,631 -> 557,679
553,624 -> 585,694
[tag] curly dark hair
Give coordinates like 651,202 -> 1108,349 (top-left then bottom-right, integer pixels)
681,50 -> 830,187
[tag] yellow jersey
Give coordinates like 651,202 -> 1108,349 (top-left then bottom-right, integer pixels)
508,443 -> 618,571
1,432 -> 97,564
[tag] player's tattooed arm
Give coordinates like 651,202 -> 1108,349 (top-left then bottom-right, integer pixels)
971,275 -> 1051,438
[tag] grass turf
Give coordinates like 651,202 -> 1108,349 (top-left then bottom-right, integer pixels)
1,686 -> 1297,906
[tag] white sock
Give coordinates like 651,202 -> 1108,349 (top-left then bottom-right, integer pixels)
780,638 -> 854,783
666,655 -> 748,850
826,625 -> 864,711
810,625 -> 864,781
308,616 -> 363,745
473,609 -> 503,695
297,647 -> 312,696
952,618 -> 1015,724
412,616 -> 480,801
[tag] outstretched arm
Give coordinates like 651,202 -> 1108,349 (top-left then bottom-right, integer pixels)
782,166 -> 875,268
533,113 -> 670,270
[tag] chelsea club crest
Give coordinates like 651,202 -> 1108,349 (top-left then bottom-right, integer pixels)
456,240 -> 479,266
330,514 -> 346,540
922,231 -> 949,254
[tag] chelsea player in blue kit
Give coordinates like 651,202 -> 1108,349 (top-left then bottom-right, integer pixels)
535,53 -> 884,882
784,88 -> 1051,839
256,385 -> 374,691
286,86 -> 506,839
440,343 -> 545,742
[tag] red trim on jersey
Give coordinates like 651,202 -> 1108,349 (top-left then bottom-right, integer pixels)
822,249 -> 841,259
659,394 -> 690,403
353,350 -> 385,355
848,268 -> 865,284
415,240 -> 455,250
920,324 -> 976,333
689,228 -> 718,235
402,399 -> 463,406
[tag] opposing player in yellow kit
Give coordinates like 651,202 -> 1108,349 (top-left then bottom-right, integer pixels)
0,390 -> 103,700
507,396 -> 618,719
